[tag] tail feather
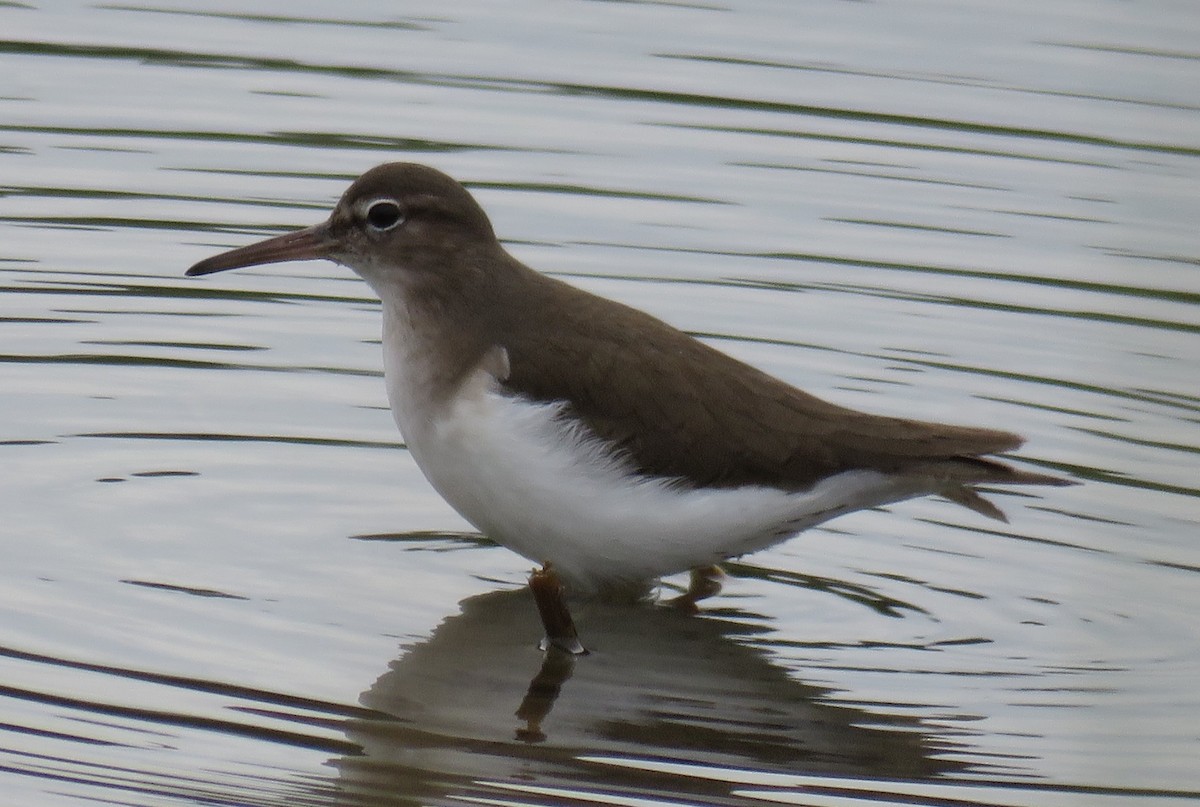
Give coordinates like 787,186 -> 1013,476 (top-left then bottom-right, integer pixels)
957,456 -> 1077,488
921,455 -> 1075,522
942,486 -> 1009,522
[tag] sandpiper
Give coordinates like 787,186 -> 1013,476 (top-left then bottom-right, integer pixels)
187,163 -> 1071,648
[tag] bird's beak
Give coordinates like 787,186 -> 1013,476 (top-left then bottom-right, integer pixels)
185,220 -> 337,276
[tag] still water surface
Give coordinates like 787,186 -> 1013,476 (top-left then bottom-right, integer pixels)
1,2 -> 1198,805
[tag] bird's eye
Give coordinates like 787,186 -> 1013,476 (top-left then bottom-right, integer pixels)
365,200 -> 404,231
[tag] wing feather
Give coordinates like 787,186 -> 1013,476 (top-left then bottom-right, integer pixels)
497,272 -> 1062,492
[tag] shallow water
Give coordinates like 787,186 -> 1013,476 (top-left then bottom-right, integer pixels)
1,2 -> 1198,805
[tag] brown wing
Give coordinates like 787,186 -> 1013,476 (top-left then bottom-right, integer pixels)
498,271 -> 1053,492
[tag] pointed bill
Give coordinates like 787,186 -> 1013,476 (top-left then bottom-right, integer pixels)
185,222 -> 336,276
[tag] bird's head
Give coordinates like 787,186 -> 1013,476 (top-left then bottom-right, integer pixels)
186,163 -> 500,296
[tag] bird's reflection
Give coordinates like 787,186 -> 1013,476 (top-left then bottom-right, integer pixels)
513,643 -> 578,743
328,587 -> 959,805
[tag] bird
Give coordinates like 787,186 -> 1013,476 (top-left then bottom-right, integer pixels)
186,162 -> 1071,611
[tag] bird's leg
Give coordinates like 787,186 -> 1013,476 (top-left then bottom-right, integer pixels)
668,564 -> 726,612
528,563 -> 587,655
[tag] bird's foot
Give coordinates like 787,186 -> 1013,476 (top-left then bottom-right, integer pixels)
667,564 -> 726,613
528,563 -> 588,655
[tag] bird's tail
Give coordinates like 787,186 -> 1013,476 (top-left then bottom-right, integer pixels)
923,457 -> 1075,523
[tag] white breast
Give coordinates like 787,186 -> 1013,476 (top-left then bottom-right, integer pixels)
380,304 -> 912,593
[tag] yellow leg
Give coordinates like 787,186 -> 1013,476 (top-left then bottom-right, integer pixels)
528,563 -> 587,655
668,564 -> 726,612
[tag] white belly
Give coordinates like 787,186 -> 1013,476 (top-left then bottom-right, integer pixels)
378,304 -> 913,593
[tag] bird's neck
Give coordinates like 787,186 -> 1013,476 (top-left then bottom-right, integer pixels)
372,257 -> 525,437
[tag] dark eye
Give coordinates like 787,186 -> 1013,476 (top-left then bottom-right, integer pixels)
365,200 -> 404,231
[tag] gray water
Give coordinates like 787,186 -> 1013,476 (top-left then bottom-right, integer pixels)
1,2 -> 1198,805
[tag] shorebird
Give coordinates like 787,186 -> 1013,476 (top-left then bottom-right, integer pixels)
187,163 -> 1071,647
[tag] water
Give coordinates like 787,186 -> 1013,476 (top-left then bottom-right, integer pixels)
2,1 -> 1198,805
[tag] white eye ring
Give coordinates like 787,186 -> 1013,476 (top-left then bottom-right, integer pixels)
365,199 -> 404,231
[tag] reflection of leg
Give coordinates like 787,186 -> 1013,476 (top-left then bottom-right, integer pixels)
529,563 -> 587,655
669,564 -> 726,612
514,646 -> 577,743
